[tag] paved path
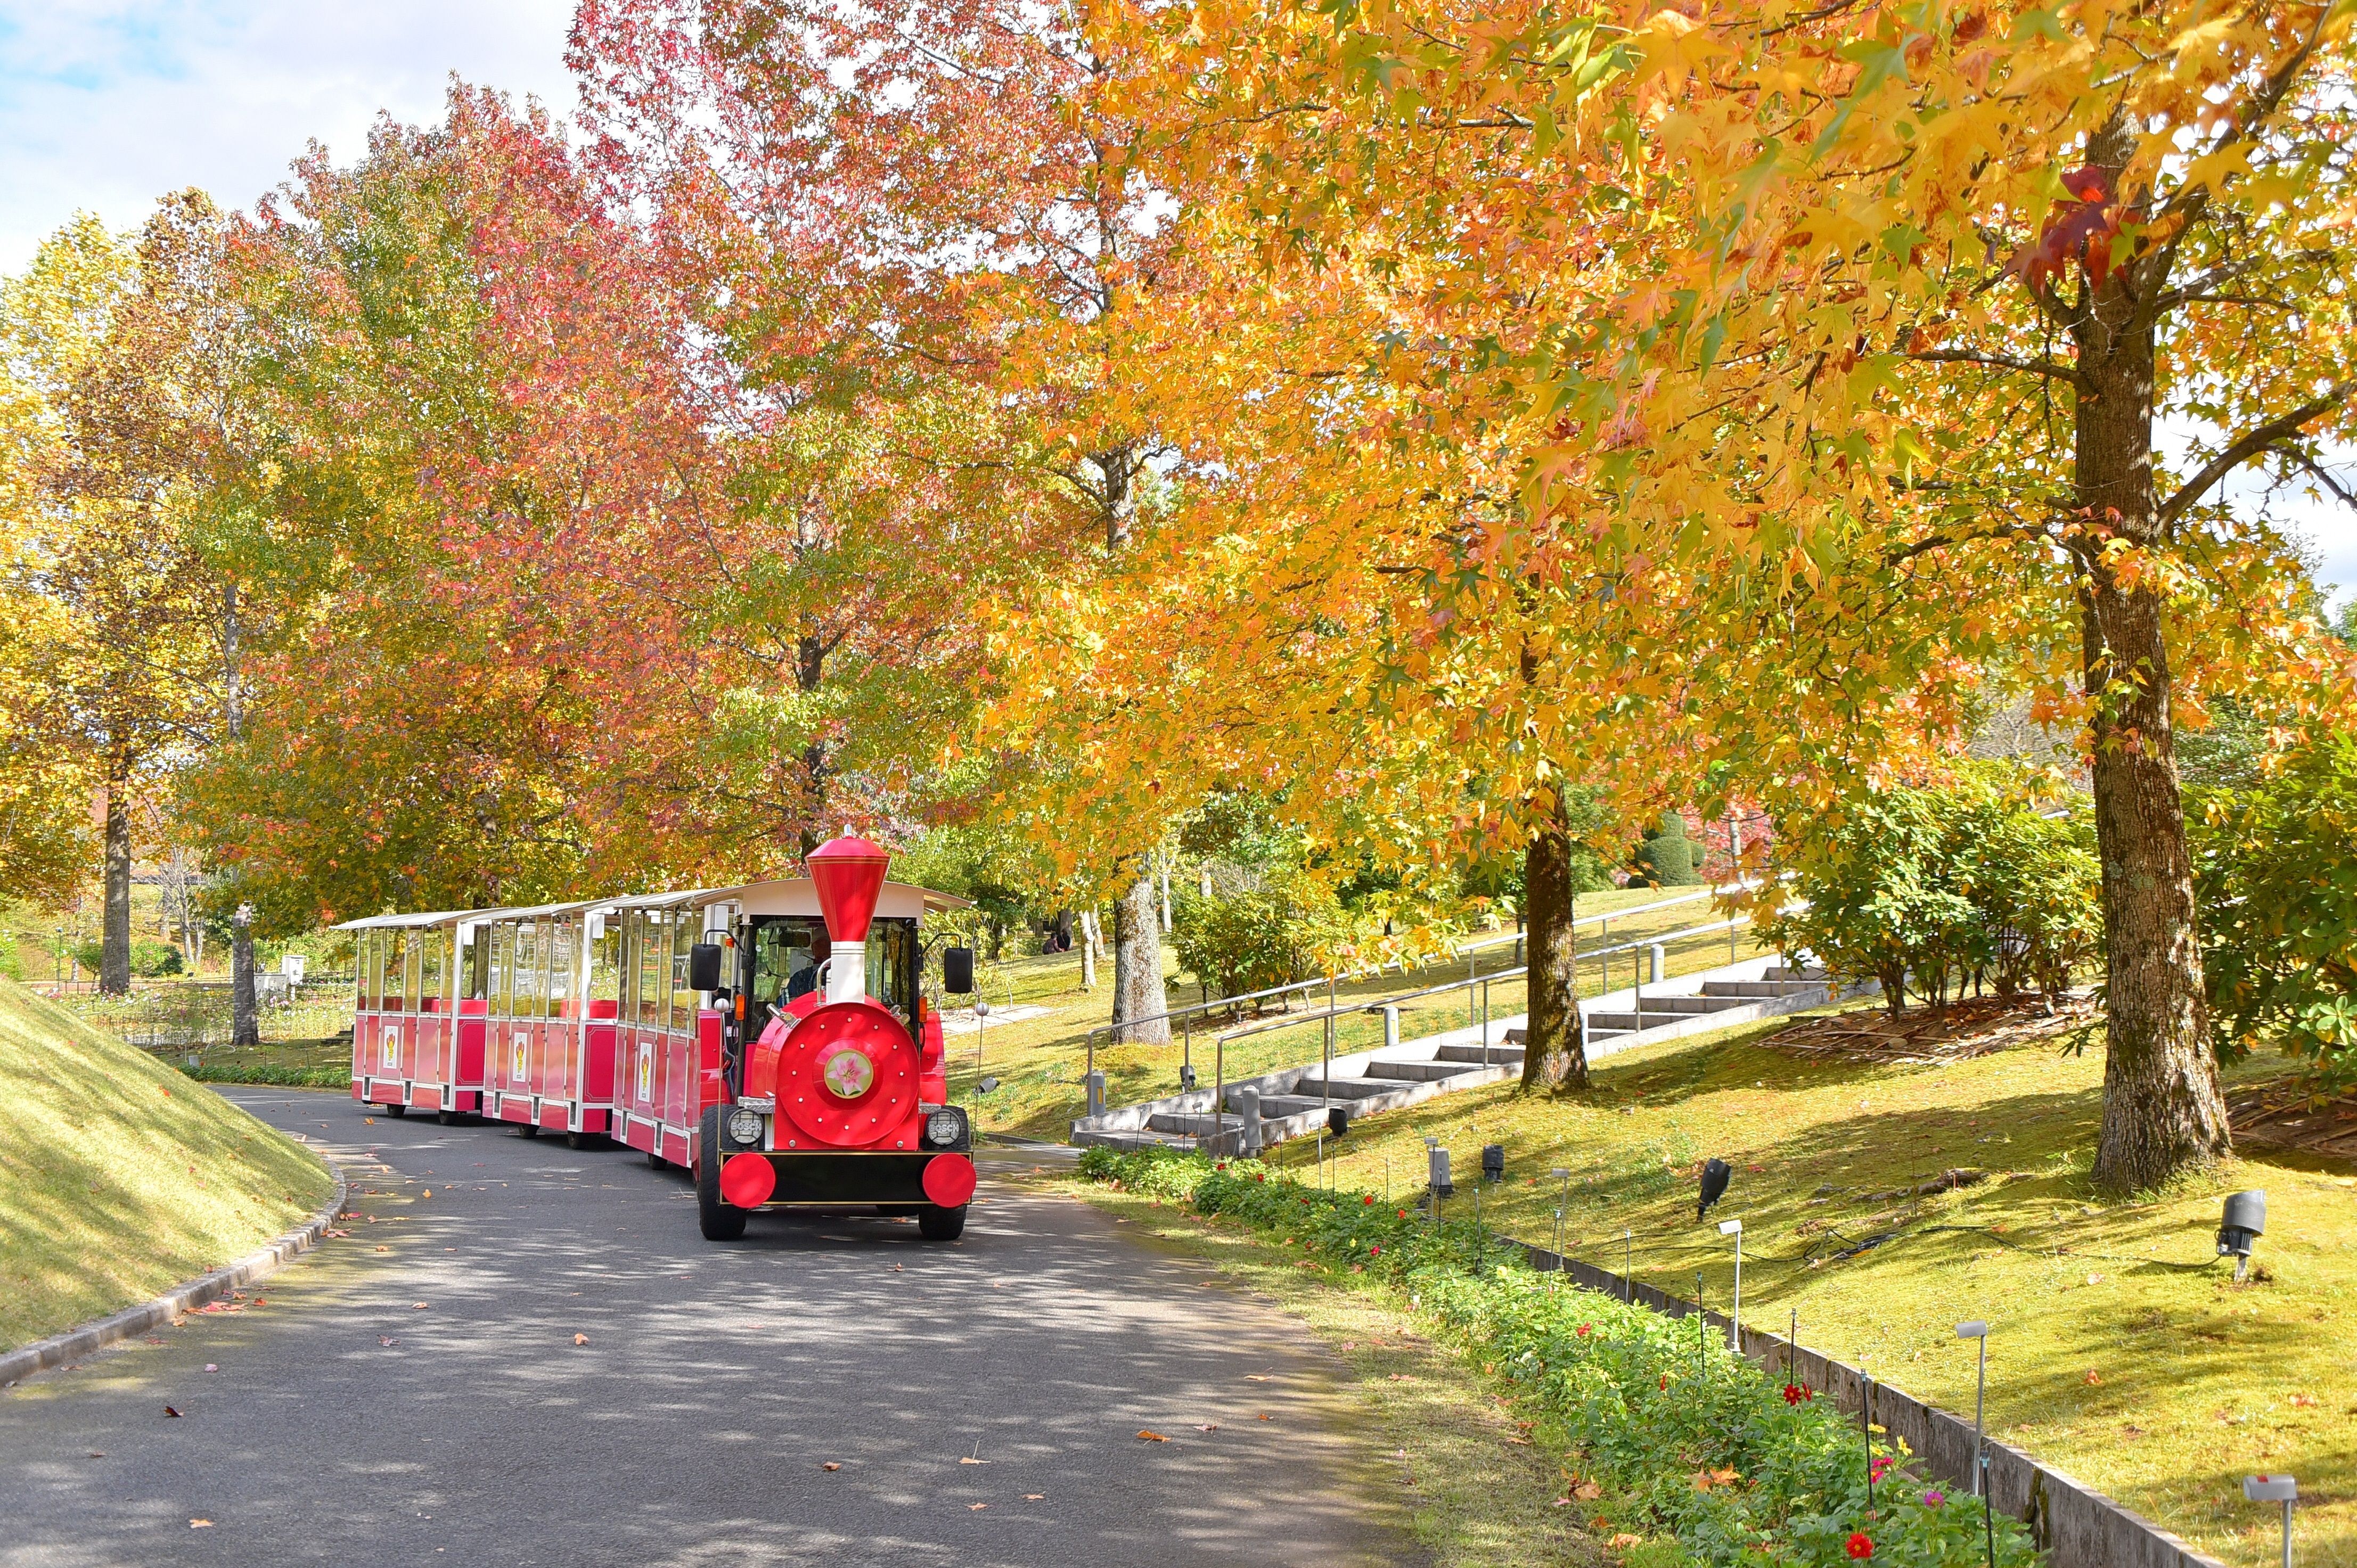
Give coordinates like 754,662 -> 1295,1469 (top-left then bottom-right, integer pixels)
0,1090 -> 1414,1568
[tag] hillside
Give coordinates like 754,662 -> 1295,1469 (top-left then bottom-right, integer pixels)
0,978 -> 337,1352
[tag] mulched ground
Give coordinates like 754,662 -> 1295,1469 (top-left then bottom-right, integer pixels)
1764,991 -> 2099,1063
2224,1085 -> 2357,1165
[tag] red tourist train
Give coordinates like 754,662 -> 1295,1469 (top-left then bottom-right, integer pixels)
338,837 -> 980,1241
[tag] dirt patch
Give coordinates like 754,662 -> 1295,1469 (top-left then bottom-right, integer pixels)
2226,1085 -> 2357,1167
1764,991 -> 2097,1063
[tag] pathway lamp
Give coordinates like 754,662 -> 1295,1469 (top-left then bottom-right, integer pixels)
2243,1474 -> 2296,1568
1698,1157 -> 1731,1219
2217,1191 -> 2266,1281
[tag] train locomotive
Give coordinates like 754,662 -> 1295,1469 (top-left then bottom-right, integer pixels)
338,835 -> 978,1244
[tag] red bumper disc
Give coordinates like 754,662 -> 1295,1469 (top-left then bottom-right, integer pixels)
720,1152 -> 777,1208
777,1000 -> 919,1148
921,1153 -> 977,1208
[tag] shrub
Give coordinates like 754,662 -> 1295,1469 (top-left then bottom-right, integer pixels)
0,933 -> 19,982
1758,773 -> 2097,1013
1084,1150 -> 2036,1568
2191,729 -> 2357,1087
1172,867 -> 1347,1001
1634,811 -> 1706,888
69,938 -> 185,978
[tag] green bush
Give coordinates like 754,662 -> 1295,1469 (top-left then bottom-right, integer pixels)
1084,1150 -> 2035,1568
2192,729 -> 2357,1087
69,938 -> 185,978
0,933 -> 19,982
178,1062 -> 348,1089
1172,867 -> 1347,1001
1758,773 -> 2097,1012
1633,811 -> 1706,888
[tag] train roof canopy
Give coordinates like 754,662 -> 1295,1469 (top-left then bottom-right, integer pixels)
642,878 -> 971,920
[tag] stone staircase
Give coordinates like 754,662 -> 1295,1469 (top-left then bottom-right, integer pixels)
1070,958 -> 1854,1153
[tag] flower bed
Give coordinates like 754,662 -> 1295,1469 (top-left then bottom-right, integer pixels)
1079,1146 -> 2039,1568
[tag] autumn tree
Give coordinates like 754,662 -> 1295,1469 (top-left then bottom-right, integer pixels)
1094,0 -> 2357,1186
574,0 -> 1194,1042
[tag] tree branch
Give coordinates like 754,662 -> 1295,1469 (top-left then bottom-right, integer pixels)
1906,347 -> 2092,391
2158,385 -> 2352,531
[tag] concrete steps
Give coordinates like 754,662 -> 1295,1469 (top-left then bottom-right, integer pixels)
1071,959 -> 1857,1153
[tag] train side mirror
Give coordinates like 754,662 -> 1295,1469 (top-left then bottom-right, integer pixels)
688,942 -> 724,993
943,946 -> 976,995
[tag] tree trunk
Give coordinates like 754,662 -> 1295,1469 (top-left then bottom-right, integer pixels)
2073,187 -> 2233,1193
100,774 -> 132,996
232,902 -> 259,1046
1520,803 -> 1589,1095
1079,911 -> 1098,989
1111,869 -> 1171,1047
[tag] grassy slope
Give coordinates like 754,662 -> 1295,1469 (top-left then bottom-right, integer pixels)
1254,1007 -> 2356,1568
0,977 -> 338,1352
955,885 -> 1769,1138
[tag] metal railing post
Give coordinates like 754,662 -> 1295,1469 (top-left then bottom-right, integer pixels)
1480,976 -> 1490,1066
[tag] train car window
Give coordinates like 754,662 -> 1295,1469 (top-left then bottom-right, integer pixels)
867,918 -> 919,1026
670,910 -> 700,1027
637,913 -> 667,1029
550,916 -> 578,1020
488,924 -> 511,1017
588,913 -> 619,1016
405,932 -> 424,1013
511,921 -> 539,1021
420,932 -> 447,1012
617,913 -> 639,1022
383,929 -> 411,1014
353,932 -> 372,1013
460,925 -> 486,1003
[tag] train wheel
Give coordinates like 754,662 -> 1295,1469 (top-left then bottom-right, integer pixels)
646,1148 -> 667,1171
695,1108 -> 748,1240
516,1122 -> 538,1138
436,1110 -> 456,1126
387,1104 -> 407,1117
566,1131 -> 589,1151
917,1205 -> 967,1242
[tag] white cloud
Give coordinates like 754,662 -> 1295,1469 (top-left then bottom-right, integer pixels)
0,1 -> 580,271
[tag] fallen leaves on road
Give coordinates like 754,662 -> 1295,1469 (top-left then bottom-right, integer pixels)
822,1463 -> 841,1472
1194,1424 -> 1218,1433
1243,1373 -> 1271,1382
1024,1493 -> 1044,1501
959,1456 -> 989,1465
967,1503 -> 988,1510
422,1189 -> 431,1198
380,1338 -> 398,1347
375,1246 -> 389,1253
190,1520 -> 211,1528
204,1364 -> 218,1373
1136,1430 -> 1169,1442
163,1406 -> 181,1418
574,1334 -> 590,1346
412,1302 -> 429,1310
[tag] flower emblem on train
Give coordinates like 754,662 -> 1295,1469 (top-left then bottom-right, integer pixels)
821,1048 -> 875,1099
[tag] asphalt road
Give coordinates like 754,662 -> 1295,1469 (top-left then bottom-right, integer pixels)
0,1089 -> 1416,1568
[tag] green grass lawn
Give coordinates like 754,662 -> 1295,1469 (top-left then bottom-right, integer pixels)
0,977 -> 339,1352
952,885 -> 1768,1137
1243,1005 -> 2356,1568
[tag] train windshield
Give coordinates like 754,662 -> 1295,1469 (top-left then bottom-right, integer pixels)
743,915 -> 919,1031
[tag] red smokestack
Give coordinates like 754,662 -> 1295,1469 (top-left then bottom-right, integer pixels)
808,835 -> 890,942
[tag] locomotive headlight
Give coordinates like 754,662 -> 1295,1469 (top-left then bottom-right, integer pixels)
925,1109 -> 966,1148
726,1106 -> 764,1148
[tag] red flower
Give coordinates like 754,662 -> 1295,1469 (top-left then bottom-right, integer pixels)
1255,1174 -> 1266,1183
1782,1382 -> 1813,1404
1369,1245 -> 1381,1256
1363,1194 -> 1376,1205
1846,1534 -> 1874,1560
1397,1209 -> 1409,1219
1576,1324 -> 1592,1337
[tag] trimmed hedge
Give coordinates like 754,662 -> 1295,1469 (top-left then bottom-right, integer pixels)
176,1062 -> 349,1089
1080,1147 -> 2037,1568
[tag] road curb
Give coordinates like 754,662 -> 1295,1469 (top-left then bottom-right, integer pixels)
0,1151 -> 349,1390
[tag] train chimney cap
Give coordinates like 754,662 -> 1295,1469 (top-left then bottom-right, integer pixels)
807,835 -> 891,942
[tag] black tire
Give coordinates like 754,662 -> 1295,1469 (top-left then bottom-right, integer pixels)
697,1107 -> 748,1241
567,1131 -> 589,1151
646,1148 -> 667,1171
517,1121 -> 539,1138
387,1103 -> 407,1117
918,1205 -> 968,1241
436,1109 -> 456,1126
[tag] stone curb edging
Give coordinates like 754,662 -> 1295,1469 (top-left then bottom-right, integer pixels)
1514,1238 -> 2229,1568
0,1157 -> 349,1390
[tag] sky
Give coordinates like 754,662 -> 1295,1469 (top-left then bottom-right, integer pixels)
1,1 -> 2354,608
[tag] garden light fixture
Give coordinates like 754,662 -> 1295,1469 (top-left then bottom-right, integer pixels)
2217,1191 -> 2266,1281
1720,1217 -> 1743,1351
1698,1157 -> 1731,1219
2244,1474 -> 2296,1568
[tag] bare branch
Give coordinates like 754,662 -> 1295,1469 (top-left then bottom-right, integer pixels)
2158,385 -> 2351,530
